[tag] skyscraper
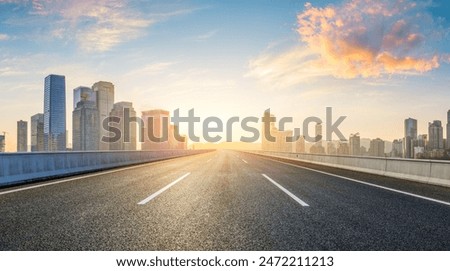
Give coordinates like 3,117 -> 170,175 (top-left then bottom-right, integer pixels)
369,138 -> 385,157
349,133 -> 361,156
17,120 -> 28,152
31,113 -> 44,152
403,118 -> 417,158
109,102 -> 137,151
92,81 -> 114,150
0,134 -> 5,152
142,109 -> 170,150
428,120 -> 444,150
295,136 -> 306,153
73,86 -> 95,110
447,110 -> 450,149
391,139 -> 403,157
310,122 -> 325,154
44,74 -> 66,151
72,100 -> 99,151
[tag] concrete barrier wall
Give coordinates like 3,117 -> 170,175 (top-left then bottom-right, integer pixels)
0,150 -> 212,187
247,151 -> 450,187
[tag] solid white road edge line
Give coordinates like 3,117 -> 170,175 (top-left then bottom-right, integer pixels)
262,174 -> 309,207
138,172 -> 191,205
260,156 -> 450,207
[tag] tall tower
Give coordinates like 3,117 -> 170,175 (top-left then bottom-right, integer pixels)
72,100 -> 99,151
428,120 -> 444,150
92,81 -> 114,150
44,74 -> 66,151
17,120 -> 28,152
349,133 -> 361,156
109,101 -> 137,151
31,113 -> 44,152
403,118 -> 417,158
73,86 -> 95,110
142,109 -> 170,150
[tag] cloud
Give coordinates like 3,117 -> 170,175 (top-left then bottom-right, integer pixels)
249,0 -> 448,87
25,0 -> 153,52
1,0 -> 197,52
0,33 -> 10,40
195,30 -> 218,41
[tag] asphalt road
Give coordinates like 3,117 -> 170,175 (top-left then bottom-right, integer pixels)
1,150 -> 450,250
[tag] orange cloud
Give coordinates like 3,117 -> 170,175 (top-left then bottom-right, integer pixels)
248,0 -> 447,88
297,0 -> 442,78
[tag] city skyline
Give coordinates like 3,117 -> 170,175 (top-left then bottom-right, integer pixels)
1,0 -> 450,151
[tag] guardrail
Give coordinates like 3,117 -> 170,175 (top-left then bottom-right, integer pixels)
0,149 -> 213,187
246,151 -> 450,187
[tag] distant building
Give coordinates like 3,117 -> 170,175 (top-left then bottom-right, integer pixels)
391,139 -> 403,158
337,142 -> 349,155
142,109 -> 170,150
417,134 -> 428,148
360,145 -> 367,156
17,120 -> 27,152
0,134 -> 5,152
295,136 -> 306,153
310,122 -> 325,154
349,133 -> 361,156
44,74 -> 66,151
261,111 -> 294,153
403,118 -> 417,158
369,138 -> 385,157
92,81 -> 114,150
72,100 -> 99,151
109,101 -> 137,151
414,146 -> 425,159
428,120 -> 444,151
327,141 -> 337,155
31,113 -> 44,152
447,110 -> 450,149
169,124 -> 187,150
73,86 -> 95,110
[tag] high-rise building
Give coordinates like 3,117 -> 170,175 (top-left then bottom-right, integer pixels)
17,120 -> 28,152
349,133 -> 361,156
44,74 -> 66,151
391,139 -> 403,157
72,100 -> 99,151
73,86 -> 96,110
31,113 -> 44,152
403,118 -> 417,158
0,134 -> 5,152
428,120 -> 444,150
92,81 -> 114,150
260,111 -> 294,153
142,109 -> 170,150
369,138 -> 385,157
310,122 -> 325,154
295,136 -> 305,153
447,110 -> 450,149
109,102 -> 137,151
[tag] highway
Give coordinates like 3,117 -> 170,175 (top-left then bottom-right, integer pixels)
0,150 -> 450,250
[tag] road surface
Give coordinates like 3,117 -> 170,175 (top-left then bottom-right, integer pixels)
1,150 -> 449,250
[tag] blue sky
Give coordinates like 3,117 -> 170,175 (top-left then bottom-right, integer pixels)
0,0 -> 449,150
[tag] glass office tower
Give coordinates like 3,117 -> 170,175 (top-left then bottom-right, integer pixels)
44,74 -> 66,151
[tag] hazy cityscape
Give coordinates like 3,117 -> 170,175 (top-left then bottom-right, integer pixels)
1,74 -> 449,161
1,0 -> 450,258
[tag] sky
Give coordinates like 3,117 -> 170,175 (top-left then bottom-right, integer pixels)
0,0 -> 450,151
